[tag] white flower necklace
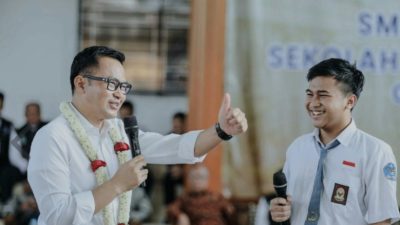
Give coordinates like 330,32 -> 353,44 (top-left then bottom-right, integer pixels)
60,102 -> 132,225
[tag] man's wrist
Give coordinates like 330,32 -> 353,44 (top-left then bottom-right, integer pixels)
215,122 -> 233,141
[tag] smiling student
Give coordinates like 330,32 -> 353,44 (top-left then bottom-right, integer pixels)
267,58 -> 399,225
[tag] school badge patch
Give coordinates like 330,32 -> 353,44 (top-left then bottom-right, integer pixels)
331,183 -> 349,205
384,162 -> 396,181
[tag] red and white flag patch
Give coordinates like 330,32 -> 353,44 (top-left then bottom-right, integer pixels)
343,160 -> 356,168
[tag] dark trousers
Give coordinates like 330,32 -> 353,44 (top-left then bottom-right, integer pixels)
0,164 -> 22,204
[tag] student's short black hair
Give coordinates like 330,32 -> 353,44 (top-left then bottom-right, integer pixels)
70,46 -> 125,94
307,58 -> 365,98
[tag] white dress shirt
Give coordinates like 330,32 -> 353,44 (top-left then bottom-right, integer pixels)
28,105 -> 204,225
284,120 -> 399,225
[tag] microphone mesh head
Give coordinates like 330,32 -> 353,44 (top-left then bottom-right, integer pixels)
123,116 -> 137,128
273,171 -> 287,198
273,171 -> 287,186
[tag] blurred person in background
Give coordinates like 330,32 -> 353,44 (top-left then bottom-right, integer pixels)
164,112 -> 187,205
2,180 -> 39,225
17,103 -> 47,162
119,101 -> 134,119
0,92 -> 27,209
163,164 -> 184,205
167,164 -> 235,225
128,187 -> 152,225
171,112 -> 187,135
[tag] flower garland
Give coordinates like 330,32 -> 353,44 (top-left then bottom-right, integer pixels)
60,102 -> 132,225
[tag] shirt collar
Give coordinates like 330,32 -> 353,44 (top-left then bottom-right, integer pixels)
69,102 -> 112,136
335,120 -> 357,147
312,119 -> 357,148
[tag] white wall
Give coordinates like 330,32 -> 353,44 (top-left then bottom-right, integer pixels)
0,0 -> 189,133
0,0 -> 79,127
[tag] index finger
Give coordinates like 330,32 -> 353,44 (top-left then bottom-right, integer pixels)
132,155 -> 145,162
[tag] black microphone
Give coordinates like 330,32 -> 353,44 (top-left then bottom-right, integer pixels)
273,171 -> 287,199
123,116 -> 146,187
272,171 -> 290,225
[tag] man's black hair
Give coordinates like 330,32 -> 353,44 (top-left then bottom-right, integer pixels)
173,112 -> 187,122
70,46 -> 125,94
121,101 -> 134,115
0,91 -> 4,110
307,58 -> 365,98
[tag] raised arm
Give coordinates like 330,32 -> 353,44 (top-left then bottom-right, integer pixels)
194,93 -> 248,157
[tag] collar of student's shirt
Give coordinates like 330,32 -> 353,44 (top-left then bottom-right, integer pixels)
312,119 -> 357,149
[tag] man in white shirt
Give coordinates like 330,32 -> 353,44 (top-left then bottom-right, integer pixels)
264,58 -> 399,225
27,46 -> 248,225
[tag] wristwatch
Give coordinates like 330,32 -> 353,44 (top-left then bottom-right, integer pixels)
215,122 -> 233,141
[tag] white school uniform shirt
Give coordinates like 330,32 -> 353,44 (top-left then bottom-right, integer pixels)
284,120 -> 400,225
28,104 -> 204,225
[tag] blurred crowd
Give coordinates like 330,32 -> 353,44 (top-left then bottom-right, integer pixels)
0,92 -> 236,225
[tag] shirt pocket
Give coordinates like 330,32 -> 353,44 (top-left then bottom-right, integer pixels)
323,166 -> 363,222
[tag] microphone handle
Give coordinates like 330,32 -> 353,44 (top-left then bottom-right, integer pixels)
270,192 -> 291,225
129,131 -> 146,188
278,195 -> 290,225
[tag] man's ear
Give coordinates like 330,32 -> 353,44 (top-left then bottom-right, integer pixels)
346,94 -> 357,110
74,75 -> 86,94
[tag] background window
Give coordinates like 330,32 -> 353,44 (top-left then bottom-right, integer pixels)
80,0 -> 190,95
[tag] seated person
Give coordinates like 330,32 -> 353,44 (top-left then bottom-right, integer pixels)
129,187 -> 152,225
2,180 -> 39,225
163,164 -> 184,205
118,101 -> 134,119
167,164 -> 234,225
17,102 -> 47,161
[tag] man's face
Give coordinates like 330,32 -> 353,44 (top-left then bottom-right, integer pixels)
119,106 -> 132,118
187,167 -> 209,193
172,118 -> 186,134
83,57 -> 127,121
305,76 -> 353,133
26,105 -> 40,125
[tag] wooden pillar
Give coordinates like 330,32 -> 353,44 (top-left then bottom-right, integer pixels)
187,0 -> 226,192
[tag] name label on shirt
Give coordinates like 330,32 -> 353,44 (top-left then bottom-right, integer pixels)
342,160 -> 356,168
